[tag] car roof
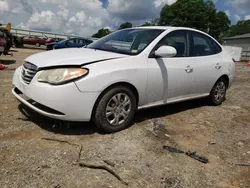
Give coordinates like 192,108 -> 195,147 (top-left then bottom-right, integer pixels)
136,26 -> 172,30
136,26 -> 206,33
135,26 -> 218,42
67,37 -> 92,41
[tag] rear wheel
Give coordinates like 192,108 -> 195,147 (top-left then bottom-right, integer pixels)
35,43 -> 40,47
209,78 -> 227,106
93,86 -> 137,133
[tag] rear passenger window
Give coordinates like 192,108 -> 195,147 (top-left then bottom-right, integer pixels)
190,32 -> 222,56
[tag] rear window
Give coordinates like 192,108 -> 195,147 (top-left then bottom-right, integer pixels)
211,40 -> 222,54
190,31 -> 222,56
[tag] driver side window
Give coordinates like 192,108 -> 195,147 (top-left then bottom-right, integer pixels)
155,30 -> 188,57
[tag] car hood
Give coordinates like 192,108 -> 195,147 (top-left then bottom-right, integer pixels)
25,48 -> 128,68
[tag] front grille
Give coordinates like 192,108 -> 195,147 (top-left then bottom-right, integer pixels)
21,62 -> 38,84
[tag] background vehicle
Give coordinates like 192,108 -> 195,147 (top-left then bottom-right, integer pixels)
53,38 -> 93,49
13,35 -> 24,48
0,23 -> 13,55
0,31 -> 6,56
46,38 -> 65,50
46,42 -> 57,50
22,35 -> 46,47
45,38 -> 64,45
12,27 -> 235,133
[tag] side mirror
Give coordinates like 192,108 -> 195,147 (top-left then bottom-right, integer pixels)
154,45 -> 177,58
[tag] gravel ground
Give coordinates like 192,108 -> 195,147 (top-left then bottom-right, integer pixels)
0,48 -> 249,188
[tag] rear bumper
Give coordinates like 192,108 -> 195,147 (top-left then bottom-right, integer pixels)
12,67 -> 100,121
228,74 -> 234,89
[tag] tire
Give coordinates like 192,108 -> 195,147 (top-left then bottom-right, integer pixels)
35,43 -> 40,47
209,78 -> 227,106
92,86 -> 137,133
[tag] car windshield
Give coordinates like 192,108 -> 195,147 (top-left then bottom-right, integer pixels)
87,29 -> 164,55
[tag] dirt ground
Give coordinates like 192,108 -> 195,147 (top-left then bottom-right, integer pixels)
0,48 -> 249,188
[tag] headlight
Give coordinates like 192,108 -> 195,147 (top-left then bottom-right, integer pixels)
37,68 -> 88,85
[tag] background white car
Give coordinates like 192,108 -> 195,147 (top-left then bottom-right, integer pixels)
12,27 -> 235,133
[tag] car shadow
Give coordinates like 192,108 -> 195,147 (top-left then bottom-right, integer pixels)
18,98 -> 209,135
134,98 -> 208,123
18,104 -> 98,136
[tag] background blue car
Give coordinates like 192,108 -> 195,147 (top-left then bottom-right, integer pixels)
46,37 -> 93,50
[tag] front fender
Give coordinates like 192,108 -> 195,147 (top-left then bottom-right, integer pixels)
74,56 -> 148,106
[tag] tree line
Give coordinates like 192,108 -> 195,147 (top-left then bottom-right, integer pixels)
92,0 -> 250,43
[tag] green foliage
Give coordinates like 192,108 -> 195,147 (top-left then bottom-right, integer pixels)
119,22 -> 133,30
92,28 -> 111,38
140,22 -> 154,27
228,20 -> 250,37
158,0 -> 230,40
140,19 -> 160,27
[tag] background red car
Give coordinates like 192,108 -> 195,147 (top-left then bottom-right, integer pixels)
22,35 -> 46,47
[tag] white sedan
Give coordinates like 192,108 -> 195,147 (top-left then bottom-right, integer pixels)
12,27 -> 235,133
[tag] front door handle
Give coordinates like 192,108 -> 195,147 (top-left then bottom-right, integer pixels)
185,66 -> 193,73
215,63 -> 221,70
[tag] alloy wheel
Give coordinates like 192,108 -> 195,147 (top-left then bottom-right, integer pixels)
105,93 -> 132,126
214,81 -> 226,102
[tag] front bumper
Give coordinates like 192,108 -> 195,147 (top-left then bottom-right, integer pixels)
12,67 -> 100,121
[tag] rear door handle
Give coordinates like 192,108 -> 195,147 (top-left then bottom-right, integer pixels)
215,63 -> 221,70
185,66 -> 193,73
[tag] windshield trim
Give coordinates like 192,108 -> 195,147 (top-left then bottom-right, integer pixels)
87,47 -> 136,55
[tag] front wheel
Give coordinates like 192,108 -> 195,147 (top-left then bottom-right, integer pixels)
209,79 -> 227,106
35,43 -> 40,47
92,86 -> 137,133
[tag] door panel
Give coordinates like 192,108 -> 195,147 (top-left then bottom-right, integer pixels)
146,30 -> 195,104
186,55 -> 222,95
146,30 -> 223,105
146,58 -> 165,105
147,57 -> 196,104
188,31 -> 223,94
